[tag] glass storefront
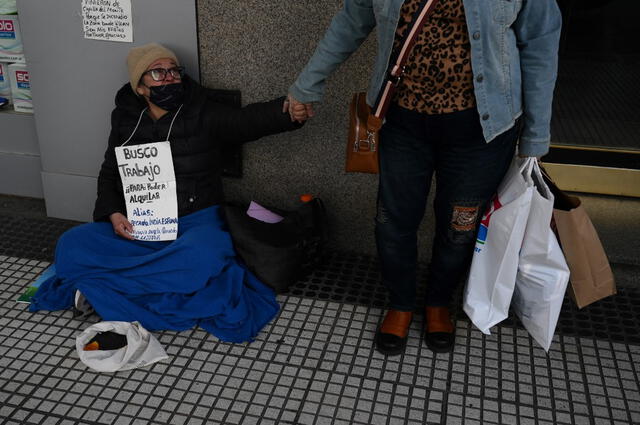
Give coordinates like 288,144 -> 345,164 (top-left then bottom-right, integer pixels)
544,0 -> 639,196
553,0 -> 639,151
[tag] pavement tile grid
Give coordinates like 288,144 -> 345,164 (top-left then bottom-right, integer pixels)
287,250 -> 640,346
0,214 -> 79,262
2,212 -> 639,346
2,257 -> 640,425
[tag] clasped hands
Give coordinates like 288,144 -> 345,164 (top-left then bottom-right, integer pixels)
282,95 -> 315,123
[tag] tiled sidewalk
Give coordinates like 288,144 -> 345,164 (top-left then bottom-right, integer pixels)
1,255 -> 639,425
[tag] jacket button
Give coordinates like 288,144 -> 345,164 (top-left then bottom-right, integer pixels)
482,114 -> 490,121
473,32 -> 481,40
476,74 -> 484,82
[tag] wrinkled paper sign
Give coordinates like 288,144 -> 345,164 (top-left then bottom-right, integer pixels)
81,0 -> 133,42
115,142 -> 178,241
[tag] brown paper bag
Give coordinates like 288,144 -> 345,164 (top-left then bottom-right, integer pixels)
542,170 -> 616,308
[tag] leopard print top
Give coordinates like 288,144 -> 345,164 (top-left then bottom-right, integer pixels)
393,0 -> 476,115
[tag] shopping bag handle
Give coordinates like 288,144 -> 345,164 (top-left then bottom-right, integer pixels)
538,164 -> 581,211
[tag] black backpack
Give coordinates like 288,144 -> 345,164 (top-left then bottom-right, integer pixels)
223,198 -> 328,293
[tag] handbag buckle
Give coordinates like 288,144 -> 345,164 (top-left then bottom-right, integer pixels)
391,66 -> 406,87
355,131 -> 376,152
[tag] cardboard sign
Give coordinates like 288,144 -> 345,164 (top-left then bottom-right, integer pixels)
81,0 -> 133,43
115,141 -> 178,241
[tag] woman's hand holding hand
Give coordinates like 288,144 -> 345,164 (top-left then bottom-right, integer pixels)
283,94 -> 315,123
109,212 -> 135,240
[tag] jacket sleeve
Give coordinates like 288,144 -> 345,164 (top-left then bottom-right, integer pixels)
513,0 -> 562,157
289,0 -> 376,104
212,96 -> 303,145
93,110 -> 126,222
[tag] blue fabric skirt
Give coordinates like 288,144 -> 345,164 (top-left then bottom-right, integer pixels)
29,206 -> 280,343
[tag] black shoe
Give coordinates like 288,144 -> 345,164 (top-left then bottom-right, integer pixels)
424,306 -> 455,353
375,331 -> 408,356
374,310 -> 413,356
424,331 -> 455,353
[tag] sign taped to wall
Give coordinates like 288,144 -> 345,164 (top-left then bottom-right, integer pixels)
81,0 -> 133,42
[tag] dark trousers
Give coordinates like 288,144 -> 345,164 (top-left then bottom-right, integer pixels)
375,104 -> 518,311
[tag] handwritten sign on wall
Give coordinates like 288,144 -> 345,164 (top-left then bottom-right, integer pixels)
81,0 -> 133,42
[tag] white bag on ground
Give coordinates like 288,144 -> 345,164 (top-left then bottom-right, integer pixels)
511,161 -> 570,351
463,157 -> 535,334
76,321 -> 168,372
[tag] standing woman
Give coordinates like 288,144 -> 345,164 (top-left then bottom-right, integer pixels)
287,0 -> 561,354
30,43 -> 302,343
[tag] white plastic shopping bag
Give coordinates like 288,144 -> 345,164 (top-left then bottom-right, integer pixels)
76,321 -> 168,373
463,157 -> 535,334
511,161 -> 570,351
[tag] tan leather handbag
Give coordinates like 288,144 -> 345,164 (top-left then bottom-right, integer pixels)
346,92 -> 380,173
345,0 -> 440,174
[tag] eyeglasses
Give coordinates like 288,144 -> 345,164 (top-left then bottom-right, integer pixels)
142,66 -> 184,82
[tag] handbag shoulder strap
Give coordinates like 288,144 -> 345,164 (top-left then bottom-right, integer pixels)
367,0 -> 440,132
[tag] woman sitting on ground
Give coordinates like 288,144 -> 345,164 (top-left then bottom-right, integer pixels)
29,43 -> 303,342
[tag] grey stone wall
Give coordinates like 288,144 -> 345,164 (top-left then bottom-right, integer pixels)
197,0 -> 435,259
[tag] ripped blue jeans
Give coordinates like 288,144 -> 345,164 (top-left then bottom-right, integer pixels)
376,104 -> 518,311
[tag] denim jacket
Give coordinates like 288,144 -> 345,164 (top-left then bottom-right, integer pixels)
289,0 -> 562,157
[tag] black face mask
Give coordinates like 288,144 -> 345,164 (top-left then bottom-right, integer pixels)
148,82 -> 184,111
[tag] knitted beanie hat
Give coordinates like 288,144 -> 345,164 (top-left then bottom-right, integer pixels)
127,43 -> 179,93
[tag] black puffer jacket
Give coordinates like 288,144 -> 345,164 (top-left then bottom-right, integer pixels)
93,75 -> 300,222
